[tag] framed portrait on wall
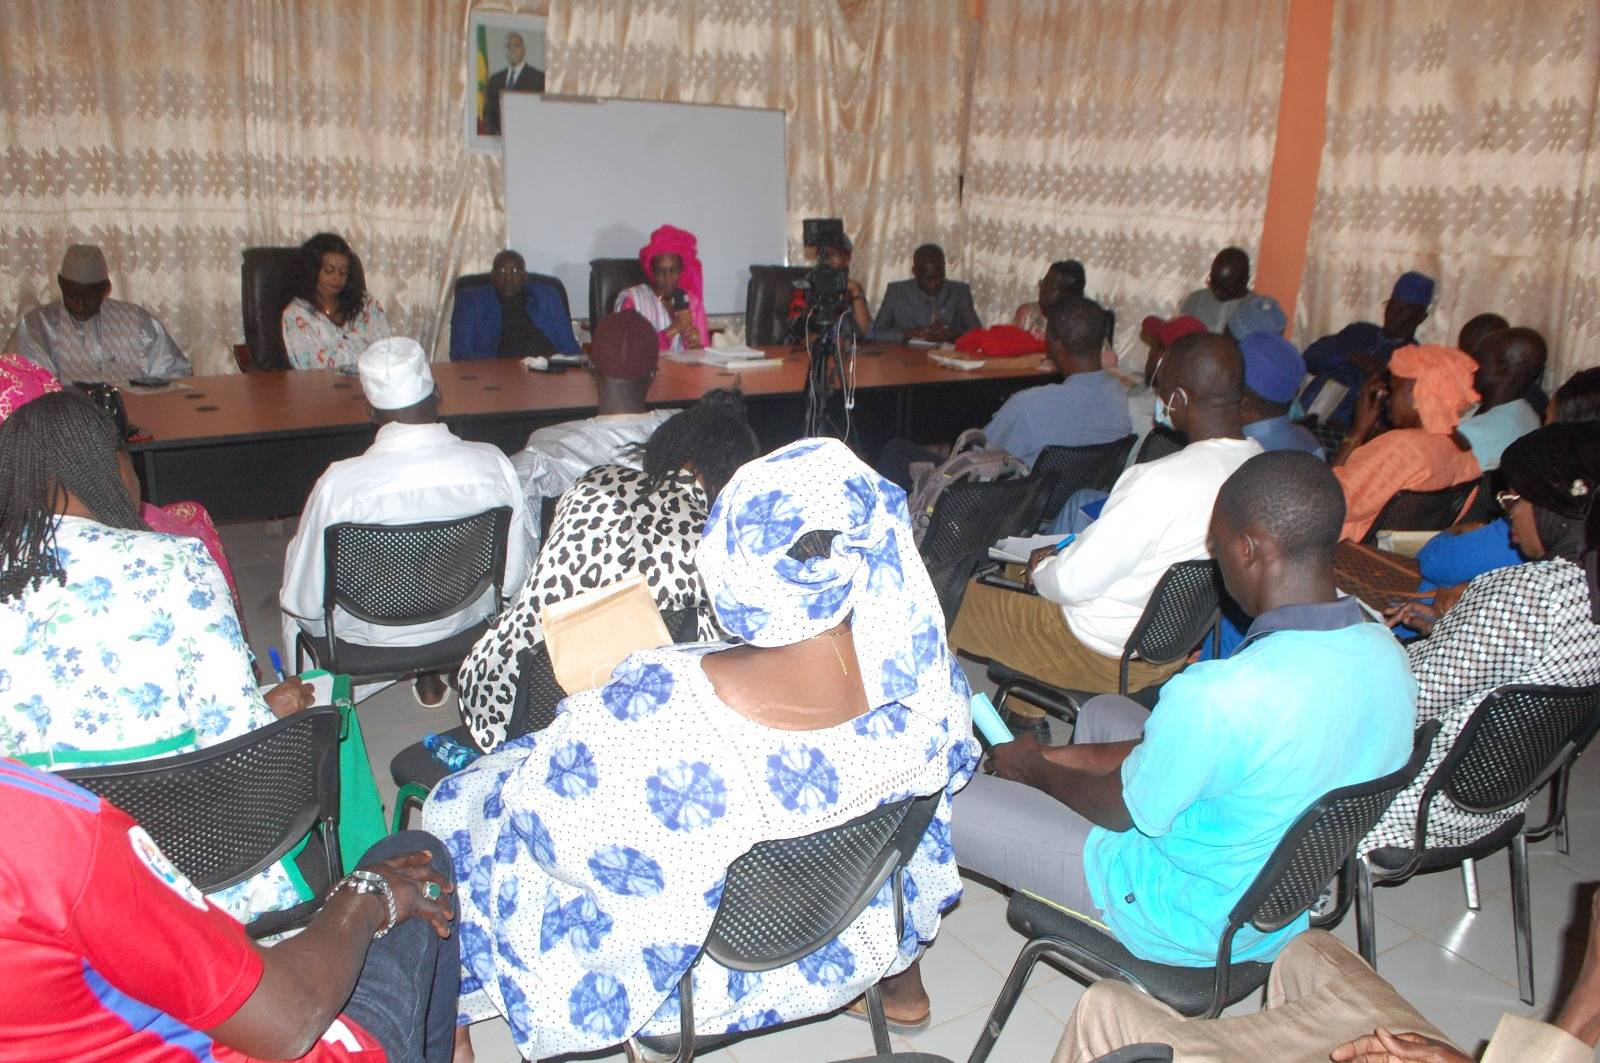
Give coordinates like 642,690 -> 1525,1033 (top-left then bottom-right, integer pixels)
467,11 -> 546,153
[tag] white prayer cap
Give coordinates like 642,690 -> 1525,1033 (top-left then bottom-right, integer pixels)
358,337 -> 435,410
60,244 -> 109,284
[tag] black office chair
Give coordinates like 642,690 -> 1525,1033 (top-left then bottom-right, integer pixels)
919,476 -> 1048,625
746,265 -> 810,346
1356,683 -> 1600,1004
636,792 -> 942,1062
1362,478 -> 1481,544
589,257 -> 650,327
1030,435 -> 1137,528
294,507 -> 513,683
968,723 -> 1440,1062
389,607 -> 702,829
60,706 -> 343,940
985,559 -> 1223,722
455,269 -> 572,319
240,246 -> 304,371
1133,427 -> 1186,465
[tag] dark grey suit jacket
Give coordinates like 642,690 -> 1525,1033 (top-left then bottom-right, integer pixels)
871,279 -> 983,343
483,64 -> 546,135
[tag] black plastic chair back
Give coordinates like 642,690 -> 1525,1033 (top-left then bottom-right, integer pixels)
538,496 -> 560,543
1234,721 -> 1440,935
1363,478 -> 1479,544
705,792 -> 941,971
240,246 -> 303,371
1124,560 -> 1223,674
1134,427 -> 1186,465
589,257 -> 650,327
455,270 -> 572,320
746,265 -> 810,346
323,507 -> 512,628
919,476 -> 1046,571
1031,435 -> 1136,524
60,706 -> 342,928
1438,684 -> 1600,816
1202,721 -> 1440,1009
1456,472 -> 1500,525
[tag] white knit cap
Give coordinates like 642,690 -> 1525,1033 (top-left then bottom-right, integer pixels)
358,337 -> 434,410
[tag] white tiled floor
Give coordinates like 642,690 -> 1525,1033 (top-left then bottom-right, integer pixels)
224,519 -> 1600,1062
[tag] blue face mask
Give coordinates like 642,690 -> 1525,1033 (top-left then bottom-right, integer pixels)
1154,387 -> 1187,430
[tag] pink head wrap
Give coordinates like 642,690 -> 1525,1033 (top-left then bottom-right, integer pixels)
1388,344 -> 1481,435
0,354 -> 64,423
639,224 -> 709,347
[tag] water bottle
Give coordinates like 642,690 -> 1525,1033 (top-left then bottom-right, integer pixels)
423,732 -> 479,772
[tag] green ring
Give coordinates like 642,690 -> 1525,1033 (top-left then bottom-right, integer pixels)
423,881 -> 442,901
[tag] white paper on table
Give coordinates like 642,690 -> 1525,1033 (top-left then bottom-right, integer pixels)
988,533 -> 1066,564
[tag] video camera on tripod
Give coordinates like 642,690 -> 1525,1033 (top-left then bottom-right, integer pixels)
792,217 -> 853,353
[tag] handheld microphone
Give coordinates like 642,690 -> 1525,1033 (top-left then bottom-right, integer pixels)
669,288 -> 689,312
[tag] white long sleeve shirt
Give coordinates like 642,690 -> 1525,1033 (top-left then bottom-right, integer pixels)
280,421 -> 530,656
1032,436 -> 1262,657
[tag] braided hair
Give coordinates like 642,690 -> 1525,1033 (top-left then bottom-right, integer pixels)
0,390 -> 146,602
632,389 -> 760,502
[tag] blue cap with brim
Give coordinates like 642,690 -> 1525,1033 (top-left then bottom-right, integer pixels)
1226,295 -> 1287,340
1240,332 -> 1306,404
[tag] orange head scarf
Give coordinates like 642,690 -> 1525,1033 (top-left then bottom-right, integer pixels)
1388,344 -> 1480,434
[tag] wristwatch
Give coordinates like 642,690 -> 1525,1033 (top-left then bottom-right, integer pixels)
332,869 -> 398,938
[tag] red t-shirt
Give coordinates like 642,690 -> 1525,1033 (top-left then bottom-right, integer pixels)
0,760 -> 384,1062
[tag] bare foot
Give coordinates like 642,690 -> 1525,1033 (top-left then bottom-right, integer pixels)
453,1025 -> 474,1063
874,959 -> 931,1024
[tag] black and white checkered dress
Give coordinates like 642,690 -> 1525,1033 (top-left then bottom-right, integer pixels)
1363,558 -> 1600,854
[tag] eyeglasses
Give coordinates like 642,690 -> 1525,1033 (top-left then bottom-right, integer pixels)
492,266 -> 526,277
1495,490 -> 1523,511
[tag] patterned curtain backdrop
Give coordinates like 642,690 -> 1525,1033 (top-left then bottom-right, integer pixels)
0,0 -> 513,374
962,0 -> 1288,368
1299,1 -> 1600,384
546,0 -> 972,314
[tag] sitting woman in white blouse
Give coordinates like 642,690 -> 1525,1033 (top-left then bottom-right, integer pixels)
0,390 -> 315,921
1368,423 -> 1600,856
280,231 -> 391,370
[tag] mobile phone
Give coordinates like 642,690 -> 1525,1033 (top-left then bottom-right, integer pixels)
977,574 -> 1030,593
129,377 -> 170,389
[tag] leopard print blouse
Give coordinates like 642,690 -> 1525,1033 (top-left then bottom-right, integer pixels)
456,464 -> 719,750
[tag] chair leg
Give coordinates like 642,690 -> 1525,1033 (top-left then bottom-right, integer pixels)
966,938 -> 1050,1063
1355,859 -> 1378,969
1461,858 -> 1481,911
1554,765 -> 1571,855
391,784 -> 428,834
864,983 -> 893,1056
1509,836 -> 1535,1006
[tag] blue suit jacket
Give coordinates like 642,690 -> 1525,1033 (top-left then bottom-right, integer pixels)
450,281 -> 580,360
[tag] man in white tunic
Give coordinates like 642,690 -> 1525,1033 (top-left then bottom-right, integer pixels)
5,244 -> 190,382
280,337 -> 529,707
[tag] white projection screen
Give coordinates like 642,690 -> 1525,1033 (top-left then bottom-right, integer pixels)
502,95 -> 788,316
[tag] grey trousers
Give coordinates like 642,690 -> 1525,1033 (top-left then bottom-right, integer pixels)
951,695 -> 1149,921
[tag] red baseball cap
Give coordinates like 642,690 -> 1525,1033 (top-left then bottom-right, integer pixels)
588,309 -> 660,380
1140,314 -> 1207,348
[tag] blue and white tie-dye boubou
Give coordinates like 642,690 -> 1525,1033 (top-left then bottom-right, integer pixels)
423,438 -> 979,1058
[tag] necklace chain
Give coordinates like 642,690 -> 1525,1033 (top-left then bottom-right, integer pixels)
828,628 -> 849,676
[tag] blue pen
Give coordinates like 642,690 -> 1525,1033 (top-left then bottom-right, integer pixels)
1053,533 -> 1076,553
267,647 -> 287,683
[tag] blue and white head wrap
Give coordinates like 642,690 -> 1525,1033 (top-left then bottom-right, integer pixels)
696,438 -> 967,723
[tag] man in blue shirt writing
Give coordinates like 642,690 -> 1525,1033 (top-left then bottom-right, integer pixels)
873,451 -> 1417,1029
450,250 -> 580,360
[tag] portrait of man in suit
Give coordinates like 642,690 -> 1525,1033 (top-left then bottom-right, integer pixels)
468,13 -> 547,149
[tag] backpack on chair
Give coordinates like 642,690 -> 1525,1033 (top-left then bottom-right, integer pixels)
906,428 -> 1030,548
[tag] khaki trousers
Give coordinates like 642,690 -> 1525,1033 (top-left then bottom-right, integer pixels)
1052,930 -> 1452,1063
948,578 -> 1182,694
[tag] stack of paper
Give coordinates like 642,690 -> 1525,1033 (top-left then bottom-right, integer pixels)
988,533 -> 1067,564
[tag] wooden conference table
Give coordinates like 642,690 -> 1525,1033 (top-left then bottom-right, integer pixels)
125,344 -> 1053,521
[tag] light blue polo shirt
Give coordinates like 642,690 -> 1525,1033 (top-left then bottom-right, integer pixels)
1083,600 -> 1417,966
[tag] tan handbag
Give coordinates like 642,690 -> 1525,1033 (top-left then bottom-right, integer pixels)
539,575 -> 673,694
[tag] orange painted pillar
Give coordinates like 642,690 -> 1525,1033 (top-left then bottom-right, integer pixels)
1254,0 -> 1335,333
